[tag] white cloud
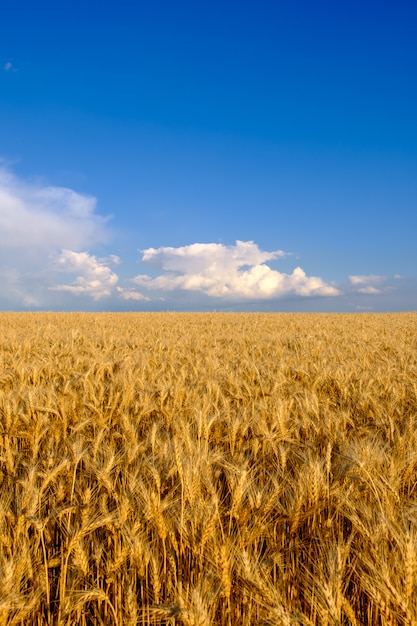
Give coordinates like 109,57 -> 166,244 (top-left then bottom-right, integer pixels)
51,250 -> 119,300
4,62 -> 12,71
51,250 -> 149,302
0,165 -> 113,307
140,240 -> 287,271
50,250 -> 119,300
357,286 -> 382,295
117,287 -> 149,301
134,240 -> 340,300
349,274 -> 385,286
0,167 -> 108,255
349,274 -> 385,294
0,164 -> 410,311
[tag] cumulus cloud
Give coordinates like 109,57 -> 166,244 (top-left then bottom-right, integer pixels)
51,250 -> 119,300
349,274 -> 385,294
51,250 -> 149,302
134,240 -> 340,300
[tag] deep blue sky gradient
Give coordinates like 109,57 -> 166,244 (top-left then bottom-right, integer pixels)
1,0 -> 416,310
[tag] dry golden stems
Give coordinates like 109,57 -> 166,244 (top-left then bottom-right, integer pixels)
0,312 -> 416,625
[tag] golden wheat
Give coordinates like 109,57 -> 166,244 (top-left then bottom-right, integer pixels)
0,311 -> 416,624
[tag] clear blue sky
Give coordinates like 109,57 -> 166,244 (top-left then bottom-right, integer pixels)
1,0 -> 416,311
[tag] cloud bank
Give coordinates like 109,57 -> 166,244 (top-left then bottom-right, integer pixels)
1,164 -> 409,311
134,241 -> 340,300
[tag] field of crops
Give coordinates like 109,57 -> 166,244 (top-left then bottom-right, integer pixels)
0,312 -> 416,625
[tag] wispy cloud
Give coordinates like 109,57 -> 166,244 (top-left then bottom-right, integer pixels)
0,166 -> 109,255
117,288 -> 149,301
349,274 -> 385,294
134,241 -> 340,300
4,61 -> 12,71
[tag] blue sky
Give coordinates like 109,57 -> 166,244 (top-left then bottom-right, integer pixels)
1,0 -> 416,311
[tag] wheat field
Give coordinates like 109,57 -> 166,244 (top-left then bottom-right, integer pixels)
0,312 -> 416,625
